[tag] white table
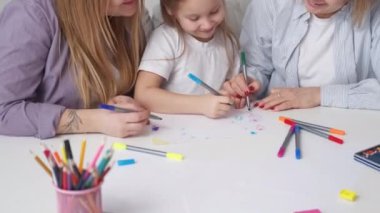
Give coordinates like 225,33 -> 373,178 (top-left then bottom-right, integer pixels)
0,107 -> 379,213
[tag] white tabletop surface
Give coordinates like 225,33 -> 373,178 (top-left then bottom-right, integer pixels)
0,107 -> 379,213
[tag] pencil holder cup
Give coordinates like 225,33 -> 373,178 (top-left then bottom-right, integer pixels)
55,184 -> 103,213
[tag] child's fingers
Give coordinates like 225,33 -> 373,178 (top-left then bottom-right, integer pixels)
230,75 -> 249,97
222,81 -> 236,96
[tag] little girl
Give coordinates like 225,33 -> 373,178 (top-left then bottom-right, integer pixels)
135,0 -> 247,118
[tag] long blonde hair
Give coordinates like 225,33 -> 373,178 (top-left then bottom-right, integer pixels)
352,0 -> 374,25
160,0 -> 239,74
56,0 -> 145,108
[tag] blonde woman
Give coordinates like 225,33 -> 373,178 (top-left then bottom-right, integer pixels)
224,0 -> 380,111
0,0 -> 153,138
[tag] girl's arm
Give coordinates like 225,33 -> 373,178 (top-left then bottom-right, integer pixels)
135,71 -> 232,118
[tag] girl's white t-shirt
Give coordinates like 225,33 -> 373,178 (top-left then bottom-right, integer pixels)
139,24 -> 239,95
298,14 -> 337,87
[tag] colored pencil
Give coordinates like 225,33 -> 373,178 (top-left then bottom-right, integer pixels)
79,139 -> 87,173
30,150 -> 52,177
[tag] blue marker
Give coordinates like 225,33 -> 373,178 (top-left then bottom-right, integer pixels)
295,125 -> 301,160
99,104 -> 163,120
188,73 -> 222,96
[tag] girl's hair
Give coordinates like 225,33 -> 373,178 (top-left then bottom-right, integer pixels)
160,0 -> 239,74
352,0 -> 375,26
55,0 -> 146,108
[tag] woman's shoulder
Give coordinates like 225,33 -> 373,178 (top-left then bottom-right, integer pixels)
5,0 -> 56,14
2,0 -> 58,28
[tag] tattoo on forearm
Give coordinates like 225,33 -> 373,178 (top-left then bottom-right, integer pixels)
62,110 -> 83,133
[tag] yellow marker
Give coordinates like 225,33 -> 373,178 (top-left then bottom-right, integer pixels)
339,189 -> 357,201
166,153 -> 184,161
113,142 -> 184,161
152,137 -> 170,145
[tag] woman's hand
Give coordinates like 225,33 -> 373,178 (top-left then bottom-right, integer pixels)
222,74 -> 261,109
257,87 -> 321,111
99,96 -> 150,137
58,96 -> 150,138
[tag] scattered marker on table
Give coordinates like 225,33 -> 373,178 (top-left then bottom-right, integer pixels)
152,125 -> 160,131
339,189 -> 357,201
117,159 -> 136,166
294,209 -> 321,213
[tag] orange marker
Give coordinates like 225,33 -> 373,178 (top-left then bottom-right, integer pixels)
279,116 -> 346,135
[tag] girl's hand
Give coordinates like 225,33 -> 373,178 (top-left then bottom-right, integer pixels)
199,94 -> 233,119
223,73 -> 260,99
257,87 -> 321,111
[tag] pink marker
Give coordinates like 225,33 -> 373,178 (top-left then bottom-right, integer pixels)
277,125 -> 295,158
294,209 -> 321,213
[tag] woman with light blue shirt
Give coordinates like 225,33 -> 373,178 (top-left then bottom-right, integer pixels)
224,0 -> 380,111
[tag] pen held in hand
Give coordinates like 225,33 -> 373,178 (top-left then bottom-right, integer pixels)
188,73 -> 222,96
187,73 -> 232,106
240,52 -> 252,111
99,104 -> 163,120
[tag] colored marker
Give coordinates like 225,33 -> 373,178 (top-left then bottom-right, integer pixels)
64,139 -> 81,179
113,143 -> 184,161
294,209 -> 321,213
188,73 -> 222,96
284,119 -> 343,144
241,52 -> 251,111
295,125 -> 301,160
97,149 -> 113,174
339,189 -> 357,201
277,125 -> 295,158
99,104 -> 162,120
117,159 -> 136,166
279,116 -> 345,135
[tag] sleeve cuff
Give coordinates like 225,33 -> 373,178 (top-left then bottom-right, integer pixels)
37,103 -> 66,139
321,85 -> 350,108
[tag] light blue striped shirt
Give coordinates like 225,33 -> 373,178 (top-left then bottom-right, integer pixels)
241,0 -> 380,110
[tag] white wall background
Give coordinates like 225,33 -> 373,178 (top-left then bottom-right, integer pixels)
0,0 -> 251,36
